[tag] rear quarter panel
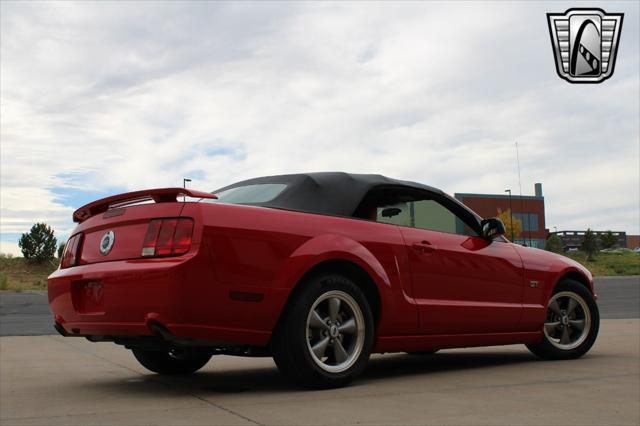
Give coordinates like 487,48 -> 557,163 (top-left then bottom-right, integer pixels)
181,202 -> 418,338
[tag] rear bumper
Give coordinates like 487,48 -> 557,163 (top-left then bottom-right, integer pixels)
47,254 -> 272,347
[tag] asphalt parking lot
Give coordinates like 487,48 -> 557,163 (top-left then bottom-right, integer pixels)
1,277 -> 639,425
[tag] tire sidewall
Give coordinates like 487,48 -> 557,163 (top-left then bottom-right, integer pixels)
531,279 -> 600,359
277,273 -> 375,387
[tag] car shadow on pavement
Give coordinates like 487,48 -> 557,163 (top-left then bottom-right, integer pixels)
80,349 -> 542,396
362,350 -> 538,382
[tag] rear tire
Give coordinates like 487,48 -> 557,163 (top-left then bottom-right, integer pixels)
132,348 -> 211,375
271,273 -> 375,389
526,279 -> 599,360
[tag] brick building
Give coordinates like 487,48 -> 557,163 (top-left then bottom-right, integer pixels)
455,183 -> 546,248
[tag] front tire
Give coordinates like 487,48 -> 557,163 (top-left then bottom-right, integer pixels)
271,274 -> 375,388
526,279 -> 599,360
132,348 -> 211,375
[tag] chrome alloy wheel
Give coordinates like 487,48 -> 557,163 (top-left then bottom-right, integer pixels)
306,290 -> 365,373
544,291 -> 592,350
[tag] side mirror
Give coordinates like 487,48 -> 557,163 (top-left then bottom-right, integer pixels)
481,218 -> 506,240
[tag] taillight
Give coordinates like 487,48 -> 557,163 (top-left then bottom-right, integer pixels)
141,220 -> 162,257
172,219 -> 194,255
141,218 -> 193,257
61,233 -> 83,269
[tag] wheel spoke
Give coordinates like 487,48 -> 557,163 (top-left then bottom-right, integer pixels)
306,290 -> 366,373
544,321 -> 561,336
309,310 -> 329,330
569,319 -> 585,331
328,297 -> 341,322
560,326 -> 571,344
548,300 -> 561,316
338,318 -> 356,334
567,298 -> 578,315
312,336 -> 330,358
333,339 -> 349,363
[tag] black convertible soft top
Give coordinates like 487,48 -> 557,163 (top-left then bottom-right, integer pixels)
214,172 -> 445,217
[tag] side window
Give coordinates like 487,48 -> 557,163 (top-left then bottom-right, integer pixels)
376,202 -> 412,226
413,199 -> 460,234
356,188 -> 478,237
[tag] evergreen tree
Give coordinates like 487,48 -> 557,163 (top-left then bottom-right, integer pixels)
599,230 -> 617,249
581,228 -> 598,261
545,234 -> 563,253
18,223 -> 57,263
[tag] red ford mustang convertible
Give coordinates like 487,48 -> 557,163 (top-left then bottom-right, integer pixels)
48,172 -> 599,388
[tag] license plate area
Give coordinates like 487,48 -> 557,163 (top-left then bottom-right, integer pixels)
71,280 -> 105,314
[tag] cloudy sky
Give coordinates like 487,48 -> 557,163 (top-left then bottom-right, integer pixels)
1,1 -> 638,255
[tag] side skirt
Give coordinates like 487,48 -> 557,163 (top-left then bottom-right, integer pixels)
373,331 -> 543,353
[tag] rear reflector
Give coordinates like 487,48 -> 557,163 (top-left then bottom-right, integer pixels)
61,233 -> 84,269
141,218 -> 193,257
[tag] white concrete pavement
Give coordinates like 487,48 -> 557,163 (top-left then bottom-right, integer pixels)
1,319 -> 638,425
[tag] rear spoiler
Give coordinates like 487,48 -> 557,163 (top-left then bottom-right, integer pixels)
73,188 -> 217,223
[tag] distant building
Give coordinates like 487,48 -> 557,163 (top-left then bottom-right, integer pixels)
552,230 -> 627,250
627,235 -> 640,249
455,183 -> 546,248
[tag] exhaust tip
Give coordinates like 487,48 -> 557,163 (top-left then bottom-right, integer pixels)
147,320 -> 173,342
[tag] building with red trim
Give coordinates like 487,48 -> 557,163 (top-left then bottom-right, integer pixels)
455,183 -> 547,248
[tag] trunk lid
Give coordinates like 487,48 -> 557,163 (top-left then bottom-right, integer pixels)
66,188 -> 215,266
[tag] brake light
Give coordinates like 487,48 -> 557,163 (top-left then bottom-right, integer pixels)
141,220 -> 162,256
156,219 -> 178,255
61,233 -> 83,269
172,219 -> 194,255
141,218 -> 193,257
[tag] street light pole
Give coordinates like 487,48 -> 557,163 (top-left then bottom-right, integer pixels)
505,189 -> 514,241
182,178 -> 191,202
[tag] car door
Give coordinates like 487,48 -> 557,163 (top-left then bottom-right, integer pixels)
377,192 -> 525,335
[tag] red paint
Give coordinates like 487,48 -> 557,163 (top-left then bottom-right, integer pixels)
48,191 -> 594,352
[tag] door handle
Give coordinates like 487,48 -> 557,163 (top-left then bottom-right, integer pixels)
412,240 -> 437,253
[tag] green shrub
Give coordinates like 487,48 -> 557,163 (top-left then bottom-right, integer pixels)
0,274 -> 8,290
545,234 -> 563,253
600,230 -> 617,249
57,243 -> 65,259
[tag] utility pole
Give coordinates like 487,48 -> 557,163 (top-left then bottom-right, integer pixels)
505,189 -> 514,241
515,141 -> 526,246
182,178 -> 191,202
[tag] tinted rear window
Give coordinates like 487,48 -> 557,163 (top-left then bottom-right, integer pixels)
212,183 -> 287,204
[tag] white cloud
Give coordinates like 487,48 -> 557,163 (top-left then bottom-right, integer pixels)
1,1 -> 638,242
0,241 -> 22,257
